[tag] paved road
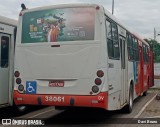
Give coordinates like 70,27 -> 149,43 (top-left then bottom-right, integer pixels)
0,92 -> 158,127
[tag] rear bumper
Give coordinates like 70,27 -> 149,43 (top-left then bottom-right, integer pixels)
14,91 -> 108,110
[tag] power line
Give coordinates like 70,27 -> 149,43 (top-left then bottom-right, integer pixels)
112,0 -> 114,15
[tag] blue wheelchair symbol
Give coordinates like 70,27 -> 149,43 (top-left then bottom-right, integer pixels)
26,81 -> 37,94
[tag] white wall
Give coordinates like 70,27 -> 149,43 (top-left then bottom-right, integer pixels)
156,35 -> 160,43
154,63 -> 160,88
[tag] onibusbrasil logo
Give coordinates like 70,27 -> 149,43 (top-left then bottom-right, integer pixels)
2,119 -> 45,126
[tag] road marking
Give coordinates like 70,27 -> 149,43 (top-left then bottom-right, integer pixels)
146,116 -> 160,118
28,108 -> 55,118
134,94 -> 157,118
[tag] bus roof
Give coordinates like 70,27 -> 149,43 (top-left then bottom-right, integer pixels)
104,7 -> 149,46
21,3 -> 132,34
132,32 -> 149,46
104,9 -> 131,33
21,3 -> 101,13
0,16 -> 17,27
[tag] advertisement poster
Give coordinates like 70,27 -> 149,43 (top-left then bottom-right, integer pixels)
22,7 -> 95,43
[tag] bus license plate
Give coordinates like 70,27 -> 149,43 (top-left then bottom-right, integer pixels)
49,81 -> 64,87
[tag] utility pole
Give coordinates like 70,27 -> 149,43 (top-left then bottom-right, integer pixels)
154,27 -> 156,40
112,0 -> 114,15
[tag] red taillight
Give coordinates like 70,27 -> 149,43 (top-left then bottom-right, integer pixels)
97,70 -> 104,77
95,78 -> 102,85
96,6 -> 100,10
18,84 -> 24,91
19,12 -> 23,16
16,78 -> 22,84
14,71 -> 20,77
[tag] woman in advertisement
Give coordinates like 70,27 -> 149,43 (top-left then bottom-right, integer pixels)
47,21 -> 60,42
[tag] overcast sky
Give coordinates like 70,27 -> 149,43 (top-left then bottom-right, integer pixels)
1,0 -> 160,40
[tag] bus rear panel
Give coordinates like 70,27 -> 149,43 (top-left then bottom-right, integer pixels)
14,4 -> 154,111
14,4 -> 108,110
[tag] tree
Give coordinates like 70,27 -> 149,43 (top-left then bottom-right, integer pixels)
144,39 -> 160,62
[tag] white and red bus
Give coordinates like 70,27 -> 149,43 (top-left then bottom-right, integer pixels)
0,16 -> 16,108
14,4 -> 154,113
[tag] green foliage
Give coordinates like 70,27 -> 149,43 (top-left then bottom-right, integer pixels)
144,39 -> 160,62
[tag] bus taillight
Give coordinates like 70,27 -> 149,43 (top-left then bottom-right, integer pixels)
14,71 -> 20,77
92,85 -> 99,93
97,70 -> 104,77
19,12 -> 23,16
95,78 -> 102,85
18,84 -> 24,91
96,6 -> 100,10
16,78 -> 22,84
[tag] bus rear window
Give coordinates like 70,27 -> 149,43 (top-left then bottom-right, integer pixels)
22,7 -> 95,43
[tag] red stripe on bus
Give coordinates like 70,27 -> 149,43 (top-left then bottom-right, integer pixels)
14,91 -> 108,109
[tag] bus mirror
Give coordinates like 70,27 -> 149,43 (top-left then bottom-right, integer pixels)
21,3 -> 27,11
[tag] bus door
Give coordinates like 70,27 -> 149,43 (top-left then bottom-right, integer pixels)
149,51 -> 154,87
139,46 -> 143,93
0,34 -> 10,105
119,36 -> 127,105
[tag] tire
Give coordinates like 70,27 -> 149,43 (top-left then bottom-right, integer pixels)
143,78 -> 149,96
55,106 -> 69,110
124,86 -> 133,113
143,91 -> 147,96
156,94 -> 160,100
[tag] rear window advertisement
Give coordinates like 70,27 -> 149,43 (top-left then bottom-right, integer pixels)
22,8 -> 95,43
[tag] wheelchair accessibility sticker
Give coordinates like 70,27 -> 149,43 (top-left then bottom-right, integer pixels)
26,81 -> 37,94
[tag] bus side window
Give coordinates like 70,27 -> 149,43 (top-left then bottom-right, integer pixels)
106,20 -> 120,59
1,36 -> 9,68
146,47 -> 149,63
133,38 -> 139,61
106,20 -> 113,58
143,44 -> 145,62
127,34 -> 134,61
142,44 -> 148,63
112,23 -> 119,59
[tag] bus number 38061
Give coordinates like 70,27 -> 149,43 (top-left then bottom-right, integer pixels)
45,96 -> 65,102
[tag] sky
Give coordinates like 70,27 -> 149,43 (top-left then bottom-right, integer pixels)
0,0 -> 160,40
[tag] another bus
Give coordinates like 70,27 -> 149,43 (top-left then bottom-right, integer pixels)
0,16 -> 17,108
14,4 -> 154,113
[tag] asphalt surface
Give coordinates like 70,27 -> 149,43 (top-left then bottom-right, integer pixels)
0,92 -> 158,127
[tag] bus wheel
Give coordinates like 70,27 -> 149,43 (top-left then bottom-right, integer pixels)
125,86 -> 133,113
143,78 -> 149,96
143,91 -> 147,96
55,106 -> 68,110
